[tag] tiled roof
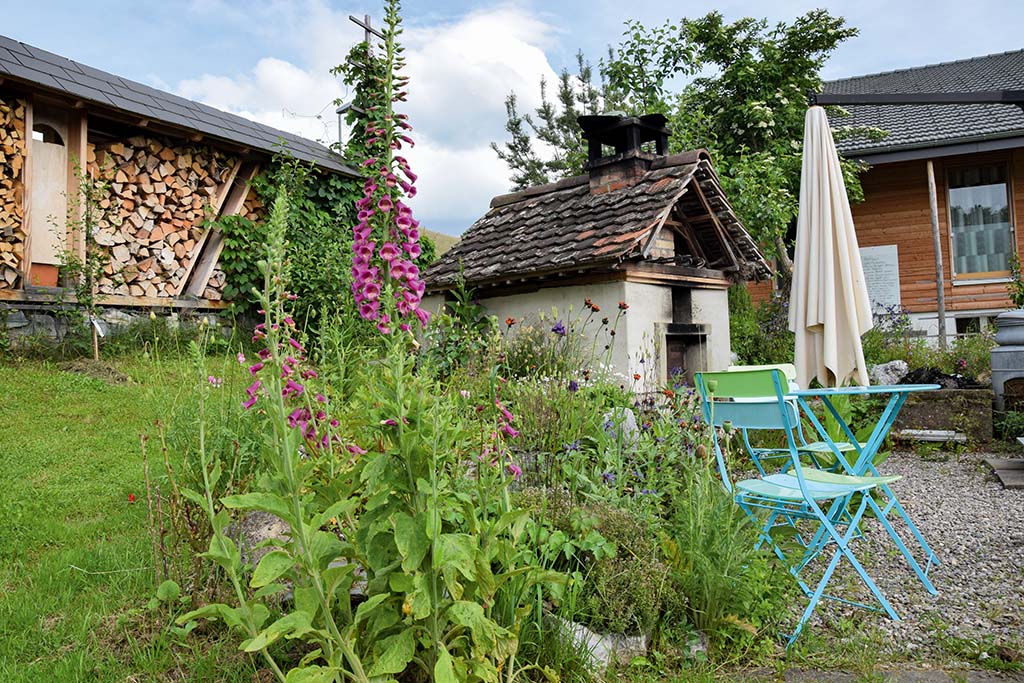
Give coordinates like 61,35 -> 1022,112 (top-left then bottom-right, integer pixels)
824,50 -> 1024,155
0,34 -> 355,175
424,151 -> 769,290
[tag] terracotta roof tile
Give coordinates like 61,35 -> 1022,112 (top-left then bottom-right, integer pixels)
425,151 -> 769,289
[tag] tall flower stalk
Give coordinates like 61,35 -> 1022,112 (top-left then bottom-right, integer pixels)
351,0 -> 428,334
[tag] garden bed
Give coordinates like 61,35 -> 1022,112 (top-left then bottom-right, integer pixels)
894,389 -> 994,443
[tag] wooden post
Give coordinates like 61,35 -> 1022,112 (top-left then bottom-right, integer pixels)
926,160 -> 947,352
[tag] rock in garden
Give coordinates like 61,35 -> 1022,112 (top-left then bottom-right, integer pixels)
546,614 -> 647,672
870,359 -> 908,386
230,510 -> 290,565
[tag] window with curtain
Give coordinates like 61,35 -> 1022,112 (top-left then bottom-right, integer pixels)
947,164 -> 1013,278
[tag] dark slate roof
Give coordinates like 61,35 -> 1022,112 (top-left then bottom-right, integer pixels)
424,151 -> 769,290
0,34 -> 355,175
824,49 -> 1024,156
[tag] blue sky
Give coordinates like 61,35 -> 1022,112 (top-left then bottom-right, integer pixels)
5,1 -> 1023,234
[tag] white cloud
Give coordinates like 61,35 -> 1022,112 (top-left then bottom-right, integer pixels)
170,2 -> 560,235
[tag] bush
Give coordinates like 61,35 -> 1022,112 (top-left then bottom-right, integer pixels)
729,284 -> 794,366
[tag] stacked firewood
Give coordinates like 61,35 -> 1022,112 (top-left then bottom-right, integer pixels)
0,97 -> 27,289
88,136 -> 236,298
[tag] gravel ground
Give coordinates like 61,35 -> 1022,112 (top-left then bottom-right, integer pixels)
797,450 -> 1024,661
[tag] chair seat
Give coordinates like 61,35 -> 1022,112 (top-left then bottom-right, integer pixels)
801,469 -> 901,487
736,472 -> 881,502
797,441 -> 864,453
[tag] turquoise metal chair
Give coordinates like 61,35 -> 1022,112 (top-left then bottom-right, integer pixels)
726,364 -> 863,475
695,368 -> 902,647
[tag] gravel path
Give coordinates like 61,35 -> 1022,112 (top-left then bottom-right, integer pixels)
800,450 -> 1024,661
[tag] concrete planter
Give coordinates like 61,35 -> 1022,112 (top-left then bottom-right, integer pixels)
894,389 -> 993,443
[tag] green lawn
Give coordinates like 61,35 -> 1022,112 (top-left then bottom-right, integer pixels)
0,357 -> 252,681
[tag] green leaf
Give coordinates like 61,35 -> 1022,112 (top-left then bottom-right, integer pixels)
434,646 -> 457,683
180,487 -> 207,508
251,550 -> 293,588
221,492 -> 293,523
242,610 -> 313,652
367,628 -> 415,676
285,667 -> 336,683
156,579 -> 180,603
393,512 -> 429,573
354,593 -> 389,625
176,603 -> 243,630
312,498 -> 357,529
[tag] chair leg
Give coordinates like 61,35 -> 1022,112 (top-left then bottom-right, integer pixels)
868,492 -> 939,595
785,496 -> 900,648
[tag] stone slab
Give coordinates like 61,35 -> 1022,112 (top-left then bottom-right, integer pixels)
983,458 -> 1024,489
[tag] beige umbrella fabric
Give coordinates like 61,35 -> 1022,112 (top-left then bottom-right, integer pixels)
788,106 -> 874,388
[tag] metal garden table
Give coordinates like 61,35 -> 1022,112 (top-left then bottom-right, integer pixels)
788,384 -> 942,594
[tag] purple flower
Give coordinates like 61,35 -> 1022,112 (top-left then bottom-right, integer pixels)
551,320 -> 566,337
507,462 -> 522,480
568,380 -> 579,393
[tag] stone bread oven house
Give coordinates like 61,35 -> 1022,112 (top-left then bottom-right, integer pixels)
423,114 -> 770,384
0,33 -> 356,328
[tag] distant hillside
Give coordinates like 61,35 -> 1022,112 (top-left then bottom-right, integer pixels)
423,229 -> 459,257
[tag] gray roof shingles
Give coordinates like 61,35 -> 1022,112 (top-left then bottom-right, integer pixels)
825,49 -> 1024,156
425,151 -> 769,290
0,34 -> 355,175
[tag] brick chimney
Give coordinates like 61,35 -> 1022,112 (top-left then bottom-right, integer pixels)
578,113 -> 670,195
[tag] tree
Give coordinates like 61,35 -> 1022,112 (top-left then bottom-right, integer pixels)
492,10 -> 883,274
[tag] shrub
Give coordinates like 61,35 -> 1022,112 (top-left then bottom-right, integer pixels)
729,284 -> 794,366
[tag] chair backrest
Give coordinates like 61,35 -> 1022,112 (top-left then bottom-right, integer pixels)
695,369 -> 798,431
694,368 -> 801,490
728,363 -> 797,381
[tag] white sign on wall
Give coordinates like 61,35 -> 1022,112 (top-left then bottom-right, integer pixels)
859,244 -> 901,313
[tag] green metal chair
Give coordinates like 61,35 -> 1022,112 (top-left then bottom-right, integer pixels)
695,368 -> 901,647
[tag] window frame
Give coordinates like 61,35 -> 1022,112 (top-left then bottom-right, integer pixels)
944,158 -> 1016,283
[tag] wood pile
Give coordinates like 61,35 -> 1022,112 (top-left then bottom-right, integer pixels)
87,135 -> 238,299
0,97 -> 27,290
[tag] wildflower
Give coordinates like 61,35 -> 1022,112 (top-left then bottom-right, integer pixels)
601,317 -> 609,325
460,390 -> 470,399
632,373 -> 641,381
242,395 -> 258,409
236,352 -> 246,365
618,301 -> 629,310
602,472 -> 615,484
551,320 -> 566,336
282,379 -> 305,398
505,317 -> 516,327
127,493 -> 136,503
663,388 -> 676,398
507,462 -> 522,480
564,440 -> 581,452
248,362 -> 264,376
207,375 -> 223,388
568,380 -> 579,393
591,303 -> 600,312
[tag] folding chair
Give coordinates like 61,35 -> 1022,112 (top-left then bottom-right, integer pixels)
695,368 -> 902,646
727,363 -> 863,476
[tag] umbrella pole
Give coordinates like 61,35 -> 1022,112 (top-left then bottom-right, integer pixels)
926,160 -> 948,352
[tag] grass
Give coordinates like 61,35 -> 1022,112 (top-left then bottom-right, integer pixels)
0,355 -> 255,681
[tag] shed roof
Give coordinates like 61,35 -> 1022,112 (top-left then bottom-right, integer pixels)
424,151 -> 769,291
0,34 -> 355,175
824,49 -> 1024,157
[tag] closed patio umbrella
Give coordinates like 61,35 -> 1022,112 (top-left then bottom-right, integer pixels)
789,106 -> 873,388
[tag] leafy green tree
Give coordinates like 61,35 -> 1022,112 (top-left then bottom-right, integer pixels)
492,10 -> 884,273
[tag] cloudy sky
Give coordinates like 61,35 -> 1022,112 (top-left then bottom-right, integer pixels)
6,0 -> 1023,234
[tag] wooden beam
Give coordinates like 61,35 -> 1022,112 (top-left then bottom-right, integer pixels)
0,287 -> 229,309
183,161 -> 260,297
691,180 -> 741,271
641,187 -> 688,258
927,159 -> 948,351
20,99 -> 34,289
